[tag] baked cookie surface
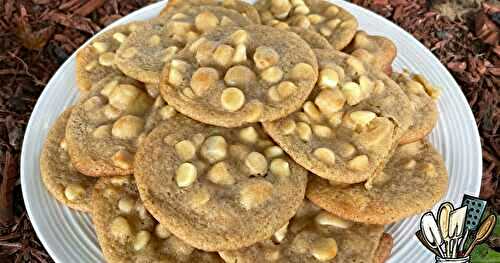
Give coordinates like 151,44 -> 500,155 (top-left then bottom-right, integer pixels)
256,0 -> 358,50
263,49 -> 413,184
134,115 -> 308,251
76,23 -> 144,91
161,0 -> 261,24
219,201 -> 385,263
345,31 -> 397,75
66,74 -> 176,176
307,139 -> 448,224
92,176 -> 223,263
40,108 -> 97,212
290,27 -> 333,49
393,71 -> 440,144
159,25 -> 318,127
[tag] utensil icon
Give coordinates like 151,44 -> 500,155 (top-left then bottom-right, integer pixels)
448,206 -> 468,258
416,230 -> 441,256
464,214 -> 497,257
459,195 -> 488,253
421,212 -> 446,258
438,202 -> 454,257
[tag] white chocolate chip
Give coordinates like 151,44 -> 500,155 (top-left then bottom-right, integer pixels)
230,29 -> 249,45
232,44 -> 247,64
308,14 -> 325,24
315,89 -> 345,116
99,52 -> 115,66
318,68 -> 339,89
311,237 -> 338,261
239,127 -> 259,144
159,105 -> 176,120
337,142 -> 356,158
191,67 -> 219,96
112,115 -> 145,140
121,47 -> 137,59
273,222 -> 289,243
110,216 -> 132,239
224,65 -> 256,87
239,180 -> 273,210
64,184 -> 86,201
213,44 -> 235,68
261,66 -> 283,84
350,111 -> 377,127
60,139 -> 67,150
264,146 -> 284,158
148,34 -> 161,46
319,26 -> 332,37
161,46 -> 179,62
92,41 -> 109,53
277,81 -> 297,99
296,122 -> 312,142
155,224 -> 171,239
133,230 -> 151,251
176,163 -> 198,187
253,46 -> 279,70
118,197 -> 135,214
341,82 -> 363,106
269,158 -> 290,177
303,101 -> 322,121
325,6 -> 339,16
312,125 -> 333,138
290,63 -> 315,80
315,211 -> 352,228
404,159 -> 416,169
175,140 -> 196,161
207,161 -> 235,185
326,18 -> 341,29
108,84 -> 153,115
313,148 -> 336,165
347,155 -> 369,171
220,16 -> 234,26
195,11 -> 219,32
221,87 -> 245,112
93,124 -> 112,138
113,32 -> 127,43
112,150 -> 134,170
281,119 -> 297,135
171,13 -> 188,20
190,187 -> 211,208
245,152 -> 268,175
346,57 -> 365,75
200,136 -> 228,163
84,60 -> 98,71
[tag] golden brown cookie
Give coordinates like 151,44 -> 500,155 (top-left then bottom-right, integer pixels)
134,115 -> 308,251
115,18 -> 184,84
160,0 -> 261,24
345,31 -> 397,76
393,71 -> 441,144
256,0 -> 358,50
219,201 -> 385,262
92,176 -> 223,262
263,49 -> 413,184
40,108 -> 97,212
374,233 -> 393,263
66,74 -> 177,176
307,139 -> 449,225
290,27 -> 333,49
76,23 -> 144,91
159,25 -> 318,127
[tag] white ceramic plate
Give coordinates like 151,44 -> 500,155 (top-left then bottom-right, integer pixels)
21,1 -> 482,262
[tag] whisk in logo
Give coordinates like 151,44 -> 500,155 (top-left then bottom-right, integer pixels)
416,195 -> 497,263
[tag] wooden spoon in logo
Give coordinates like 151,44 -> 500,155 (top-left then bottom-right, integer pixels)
464,214 -> 497,257
438,202 -> 454,257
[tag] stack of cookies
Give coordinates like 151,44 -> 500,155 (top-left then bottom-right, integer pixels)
40,0 -> 448,262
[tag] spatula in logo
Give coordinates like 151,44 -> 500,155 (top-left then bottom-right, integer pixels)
448,206 -> 468,258
458,195 -> 488,253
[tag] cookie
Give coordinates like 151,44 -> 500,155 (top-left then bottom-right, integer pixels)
290,27 -> 333,49
256,0 -> 358,50
40,108 -> 97,212
92,176 -> 223,262
345,31 -> 397,75
115,18 -> 184,84
307,139 -> 449,225
219,201 -> 385,263
66,74 -> 177,176
134,116 -> 308,251
263,49 -> 413,184
160,0 -> 261,24
374,233 -> 393,263
76,23 -> 144,91
116,6 -> 254,85
159,25 -> 318,127
393,71 -> 440,144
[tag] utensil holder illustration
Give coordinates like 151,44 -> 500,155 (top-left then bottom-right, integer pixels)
435,256 -> 470,263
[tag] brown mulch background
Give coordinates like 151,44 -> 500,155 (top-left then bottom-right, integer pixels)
0,0 -> 498,262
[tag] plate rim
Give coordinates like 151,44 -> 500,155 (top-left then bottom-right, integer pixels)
20,0 -> 482,262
